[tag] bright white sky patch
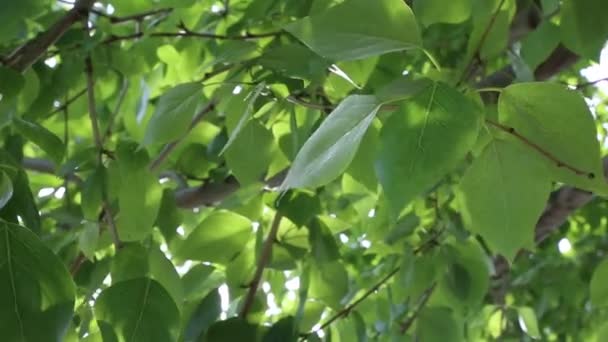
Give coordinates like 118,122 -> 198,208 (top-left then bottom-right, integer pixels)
558,238 -> 572,254
580,43 -> 608,93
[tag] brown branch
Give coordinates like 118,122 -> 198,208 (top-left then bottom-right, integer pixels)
3,0 -> 95,72
148,100 -> 217,171
399,283 -> 437,334
485,119 -> 594,178
84,55 -> 103,151
102,29 -> 281,44
239,213 -> 283,318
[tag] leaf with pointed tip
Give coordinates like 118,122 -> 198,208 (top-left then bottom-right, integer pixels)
176,210 -> 252,264
498,82 -> 608,194
220,82 -> 266,155
0,221 -> 75,342
285,0 -> 421,61
142,82 -> 203,146
376,82 -> 481,214
95,278 -> 180,342
281,95 -> 381,190
459,138 -> 551,260
13,117 -> 65,163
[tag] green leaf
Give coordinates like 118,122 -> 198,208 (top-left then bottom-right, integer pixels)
498,82 -> 608,194
520,22 -> 561,70
79,222 -> 99,260
95,278 -> 180,342
0,66 -> 25,100
225,120 -> 275,185
184,288 -> 221,342
0,169 -> 40,233
111,243 -> 183,308
280,95 -> 381,190
114,141 -> 163,241
459,138 -> 551,260
177,210 -> 252,264
0,221 -> 75,341
285,0 -> 421,61
13,117 -> 65,163
276,190 -> 321,227
142,82 -> 203,146
590,259 -> 608,307
561,0 -> 608,59
263,316 -> 296,342
81,166 -> 105,221
517,307 -> 541,339
414,0 -> 472,26
468,0 -> 515,60
221,82 -> 266,155
416,307 -> 463,342
376,82 -> 481,214
437,240 -> 490,312
0,171 -> 13,210
204,317 -> 259,342
308,218 -> 340,263
309,260 -> 348,309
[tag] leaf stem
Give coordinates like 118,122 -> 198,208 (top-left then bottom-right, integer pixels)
399,283 -> 437,334
485,119 -> 594,178
239,212 -> 283,318
457,0 -> 508,85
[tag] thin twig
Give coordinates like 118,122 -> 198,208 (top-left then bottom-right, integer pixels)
148,100 -> 217,171
102,77 -> 129,144
485,119 -> 594,178
91,7 -> 173,24
102,202 -> 122,249
458,0 -> 508,85
48,88 -> 87,117
69,253 -> 86,275
575,76 -> 608,90
239,213 -> 283,318
102,29 -> 280,44
300,228 -> 445,341
84,55 -> 103,151
399,283 -> 437,334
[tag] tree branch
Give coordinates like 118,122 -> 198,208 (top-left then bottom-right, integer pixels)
3,0 -> 95,72
239,212 -> 283,318
399,283 -> 437,334
91,7 -> 173,24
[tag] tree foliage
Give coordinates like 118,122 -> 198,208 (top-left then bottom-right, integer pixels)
1,0 -> 608,340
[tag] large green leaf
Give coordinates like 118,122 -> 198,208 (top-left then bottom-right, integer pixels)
114,141 -> 163,241
590,259 -> 608,308
0,221 -> 75,342
142,82 -> 204,146
280,95 -> 381,190
225,120 -> 275,185
414,0 -> 472,26
184,288 -> 221,342
309,260 -> 348,309
459,138 -> 552,260
561,0 -> 608,59
13,117 -> 65,163
204,317 -> 259,342
285,0 -> 421,61
95,277 -> 181,342
177,210 -> 252,263
111,243 -> 183,308
375,82 -> 481,214
416,307 -> 463,342
498,82 -> 608,194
